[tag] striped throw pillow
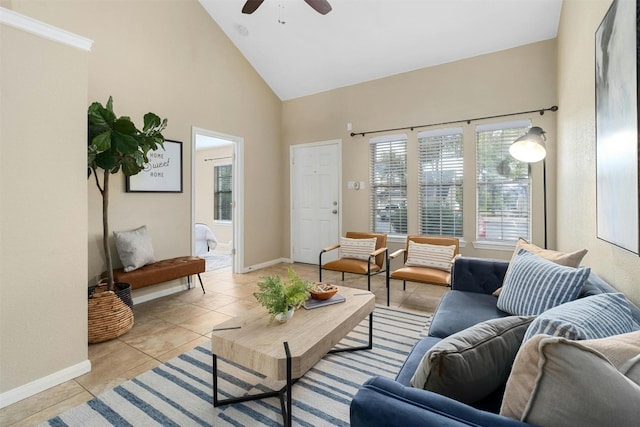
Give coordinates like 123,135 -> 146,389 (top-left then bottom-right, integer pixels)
339,237 -> 377,261
497,249 -> 590,316
405,241 -> 456,271
522,293 -> 635,342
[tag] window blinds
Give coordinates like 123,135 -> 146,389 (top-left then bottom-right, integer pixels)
418,128 -> 464,237
369,135 -> 407,234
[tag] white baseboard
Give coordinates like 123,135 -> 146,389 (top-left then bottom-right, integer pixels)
132,283 -> 188,305
241,257 -> 292,273
0,359 -> 91,409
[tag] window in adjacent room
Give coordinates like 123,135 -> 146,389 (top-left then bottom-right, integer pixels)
476,120 -> 531,243
214,164 -> 232,222
370,134 -> 407,234
418,128 -> 464,237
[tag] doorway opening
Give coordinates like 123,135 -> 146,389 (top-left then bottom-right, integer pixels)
191,127 -> 244,273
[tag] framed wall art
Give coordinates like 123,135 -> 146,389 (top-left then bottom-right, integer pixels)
126,139 -> 183,193
595,0 -> 640,254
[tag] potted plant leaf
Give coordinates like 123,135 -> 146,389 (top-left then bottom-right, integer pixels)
87,96 -> 167,343
254,268 -> 313,322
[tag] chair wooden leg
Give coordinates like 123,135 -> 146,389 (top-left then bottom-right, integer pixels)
341,272 -> 345,281
403,281 -> 406,291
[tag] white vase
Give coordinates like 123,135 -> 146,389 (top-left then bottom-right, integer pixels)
275,308 -> 295,323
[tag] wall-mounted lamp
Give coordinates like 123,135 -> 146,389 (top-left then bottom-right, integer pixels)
510,126 -> 548,248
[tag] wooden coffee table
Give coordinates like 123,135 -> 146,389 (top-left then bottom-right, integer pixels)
210,286 -> 376,426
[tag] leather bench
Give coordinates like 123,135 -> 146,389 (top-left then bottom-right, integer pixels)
105,256 -> 206,293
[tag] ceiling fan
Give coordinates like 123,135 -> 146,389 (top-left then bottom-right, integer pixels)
242,0 -> 332,15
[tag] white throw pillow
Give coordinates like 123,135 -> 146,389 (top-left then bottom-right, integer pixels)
339,237 -> 377,261
405,241 -> 455,271
113,225 -> 156,272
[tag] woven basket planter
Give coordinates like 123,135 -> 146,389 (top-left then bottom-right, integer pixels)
88,282 -> 134,344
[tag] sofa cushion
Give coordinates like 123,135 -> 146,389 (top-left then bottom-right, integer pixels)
500,332 -> 640,426
522,292 -> 635,342
405,241 -> 456,271
429,290 -> 509,339
493,239 -> 587,296
411,316 -> 534,404
496,249 -> 589,316
339,236 -> 377,260
113,225 -> 156,272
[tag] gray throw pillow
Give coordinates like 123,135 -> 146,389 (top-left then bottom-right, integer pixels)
113,225 -> 155,272
497,249 -> 590,316
410,315 -> 534,404
522,292 -> 635,342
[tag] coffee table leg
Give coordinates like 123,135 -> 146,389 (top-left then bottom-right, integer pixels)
284,341 -> 292,427
329,311 -> 374,353
212,354 -> 219,406
212,344 -> 296,427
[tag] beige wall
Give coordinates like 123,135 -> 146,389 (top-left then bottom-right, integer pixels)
9,0 -> 283,288
195,146 -> 234,247
557,0 -> 640,306
0,23 -> 89,394
282,40 -> 558,258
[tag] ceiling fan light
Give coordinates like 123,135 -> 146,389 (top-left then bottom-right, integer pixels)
509,126 -> 547,163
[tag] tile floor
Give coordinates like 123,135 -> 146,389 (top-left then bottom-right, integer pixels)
0,262 -> 447,426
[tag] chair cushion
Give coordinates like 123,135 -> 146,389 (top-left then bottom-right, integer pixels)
500,332 -> 640,426
322,258 -> 380,275
113,225 -> 156,272
411,316 -> 534,404
405,241 -> 456,271
493,238 -> 588,296
339,236 -> 377,260
522,292 -> 635,342
390,266 -> 450,286
496,249 -> 589,316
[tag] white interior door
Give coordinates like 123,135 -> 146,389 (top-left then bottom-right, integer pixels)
291,141 -> 341,264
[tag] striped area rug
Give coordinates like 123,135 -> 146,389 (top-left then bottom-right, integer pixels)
42,306 -> 431,426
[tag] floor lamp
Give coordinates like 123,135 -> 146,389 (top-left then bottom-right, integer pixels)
509,126 -> 548,249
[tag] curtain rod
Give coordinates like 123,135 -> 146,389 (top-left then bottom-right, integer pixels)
350,105 -> 559,138
204,156 -> 232,162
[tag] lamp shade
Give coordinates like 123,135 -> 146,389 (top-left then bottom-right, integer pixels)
509,126 -> 547,163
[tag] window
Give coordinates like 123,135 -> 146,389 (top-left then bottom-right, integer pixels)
214,164 -> 232,221
418,128 -> 463,237
476,120 -> 531,243
370,134 -> 407,234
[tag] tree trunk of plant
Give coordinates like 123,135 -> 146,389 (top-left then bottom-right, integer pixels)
103,169 -> 114,291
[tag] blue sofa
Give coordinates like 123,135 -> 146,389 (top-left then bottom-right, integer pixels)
350,257 -> 640,426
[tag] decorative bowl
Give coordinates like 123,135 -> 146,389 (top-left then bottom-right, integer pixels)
310,282 -> 339,300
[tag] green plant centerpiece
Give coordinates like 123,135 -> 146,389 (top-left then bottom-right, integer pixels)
88,96 -> 167,291
253,268 -> 313,322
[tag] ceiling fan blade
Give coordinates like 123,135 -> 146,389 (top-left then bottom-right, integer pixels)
304,0 -> 332,15
242,0 -> 265,14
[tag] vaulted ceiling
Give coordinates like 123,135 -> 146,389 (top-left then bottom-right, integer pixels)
200,0 -> 562,101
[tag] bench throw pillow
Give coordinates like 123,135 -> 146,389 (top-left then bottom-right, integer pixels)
405,241 -> 456,271
339,237 -> 377,261
522,292 -> 635,342
410,315 -> 534,404
492,238 -> 587,296
497,249 -> 590,316
500,332 -> 640,427
113,225 -> 156,272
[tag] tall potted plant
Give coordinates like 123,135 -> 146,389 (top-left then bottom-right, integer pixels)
88,96 -> 167,290
87,96 -> 167,343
